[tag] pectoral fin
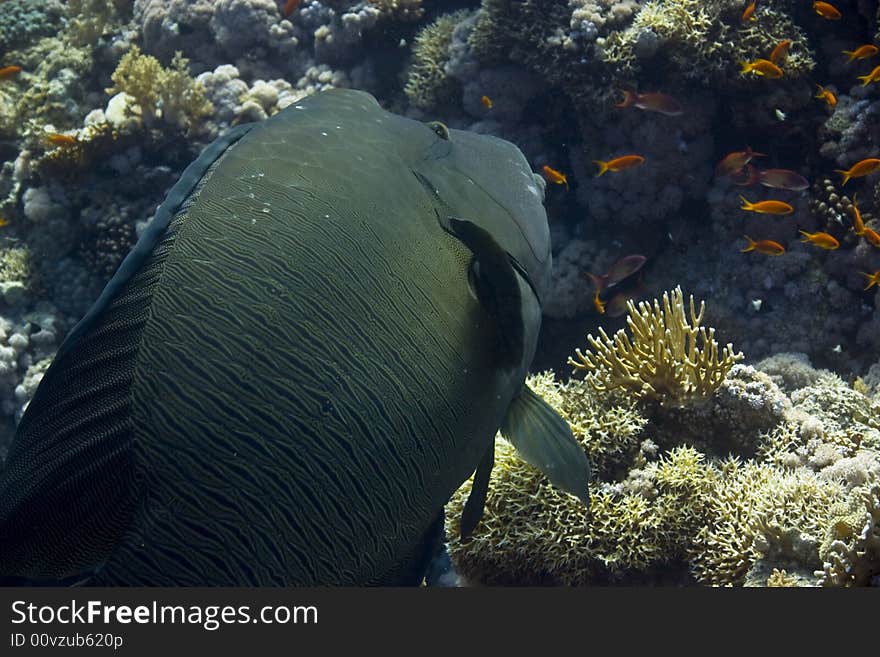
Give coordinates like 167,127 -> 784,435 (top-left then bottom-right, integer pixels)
459,441 -> 495,539
446,217 -> 523,368
500,385 -> 591,506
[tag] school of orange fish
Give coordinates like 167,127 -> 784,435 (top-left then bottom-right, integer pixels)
533,0 -> 880,312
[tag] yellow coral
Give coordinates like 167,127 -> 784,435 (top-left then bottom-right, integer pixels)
106,46 -> 212,131
568,286 -> 742,407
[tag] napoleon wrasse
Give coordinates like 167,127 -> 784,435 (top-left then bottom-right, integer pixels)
0,90 -> 590,585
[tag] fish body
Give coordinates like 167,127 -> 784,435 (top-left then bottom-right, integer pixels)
46,133 -> 78,147
0,90 -> 589,586
843,45 -> 879,62
835,158 -> 880,185
541,165 -> 568,188
768,40 -> 792,64
758,168 -> 809,191
815,85 -> 837,107
716,147 -> 765,178
740,195 -> 794,215
813,1 -> 842,20
741,2 -> 756,22
480,95 -> 493,109
800,230 -> 839,249
857,65 -> 880,86
282,0 -> 301,17
864,227 -> 880,247
851,195 -> 865,235
593,155 -> 645,176
742,235 -> 785,256
0,65 -> 22,80
740,59 -> 783,78
615,90 -> 683,116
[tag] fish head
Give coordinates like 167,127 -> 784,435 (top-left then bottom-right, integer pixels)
415,125 -> 552,300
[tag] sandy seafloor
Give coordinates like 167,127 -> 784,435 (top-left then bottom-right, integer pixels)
0,1 -> 879,586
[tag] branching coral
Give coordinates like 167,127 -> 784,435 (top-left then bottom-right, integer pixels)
818,478 -> 880,586
568,287 -> 743,407
106,46 -> 213,132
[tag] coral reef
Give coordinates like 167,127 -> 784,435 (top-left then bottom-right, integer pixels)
568,287 -> 743,406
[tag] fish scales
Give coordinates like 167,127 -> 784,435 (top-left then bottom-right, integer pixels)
0,90 -> 577,585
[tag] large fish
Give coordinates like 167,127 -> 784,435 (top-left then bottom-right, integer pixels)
0,89 -> 590,585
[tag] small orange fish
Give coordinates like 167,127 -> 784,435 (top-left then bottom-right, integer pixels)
740,196 -> 794,215
863,227 -> 880,247
0,65 -> 22,80
741,2 -> 756,23
615,90 -> 683,116
593,155 -> 645,176
0,217 -> 8,228
480,95 -> 493,109
716,147 -> 766,178
860,271 -> 880,290
592,289 -> 606,314
742,235 -> 785,256
740,59 -> 783,79
768,39 -> 792,64
46,133 -> 78,147
542,164 -> 568,189
842,45 -> 879,62
758,169 -> 809,191
857,64 -> 880,86
813,2 -> 842,20
851,194 -> 865,236
815,84 -> 837,107
800,230 -> 839,250
835,158 -> 880,185
731,164 -> 759,186
282,0 -> 301,17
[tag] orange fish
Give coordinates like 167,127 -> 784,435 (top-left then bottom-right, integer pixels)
800,230 -> 839,250
741,2 -> 756,23
46,133 -> 78,147
860,271 -> 880,290
0,217 -> 8,228
857,65 -> 880,86
541,164 -> 568,189
851,194 -> 865,235
835,158 -> 880,185
863,227 -> 880,247
615,90 -> 683,116
742,235 -> 785,256
813,2 -> 842,20
758,168 -> 809,191
592,289 -> 606,314
731,164 -> 759,186
768,39 -> 792,64
480,95 -> 493,109
716,147 -> 765,177
0,65 -> 22,80
740,59 -> 783,79
593,155 -> 645,176
815,84 -> 837,107
282,0 -> 301,17
740,195 -> 794,215
843,45 -> 879,62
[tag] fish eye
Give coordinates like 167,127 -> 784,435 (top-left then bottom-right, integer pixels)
426,121 -> 450,141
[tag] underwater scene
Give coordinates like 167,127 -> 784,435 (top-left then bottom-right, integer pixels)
0,0 -> 879,588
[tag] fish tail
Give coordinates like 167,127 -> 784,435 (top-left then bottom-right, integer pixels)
585,272 -> 606,292
799,230 -> 811,242
858,73 -> 870,86
842,50 -> 855,61
593,160 -> 608,176
739,61 -> 752,74
739,195 -> 752,211
741,235 -> 756,252
834,169 -> 851,185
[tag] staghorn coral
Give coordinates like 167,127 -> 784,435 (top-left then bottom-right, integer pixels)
568,287 -> 743,407
818,478 -> 880,586
66,0 -> 131,47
